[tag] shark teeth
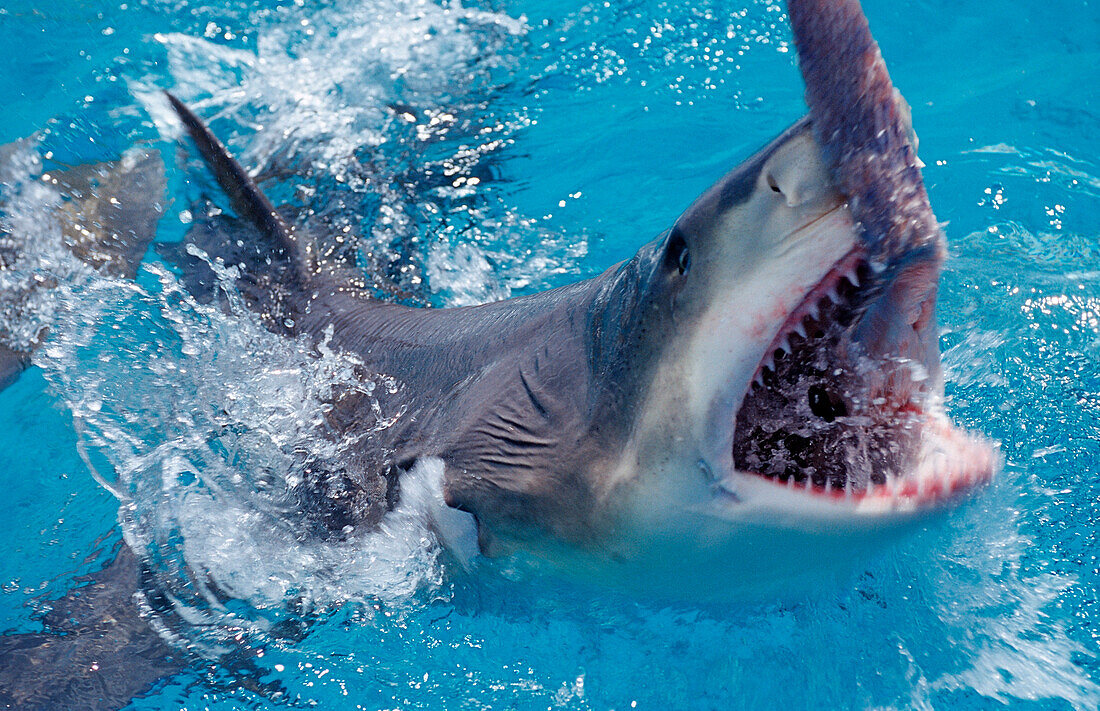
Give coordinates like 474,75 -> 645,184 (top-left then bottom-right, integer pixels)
731,246 -> 988,503
746,248 -> 865,390
734,414 -> 998,506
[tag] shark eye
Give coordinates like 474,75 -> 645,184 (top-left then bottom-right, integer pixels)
678,245 -> 690,274
665,230 -> 690,276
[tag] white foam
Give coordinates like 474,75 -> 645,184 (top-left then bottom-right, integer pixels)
400,457 -> 479,569
154,0 -> 526,179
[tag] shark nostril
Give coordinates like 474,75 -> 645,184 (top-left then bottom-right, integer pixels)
767,174 -> 782,195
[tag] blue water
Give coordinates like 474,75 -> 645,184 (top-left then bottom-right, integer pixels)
1,0 -> 1098,708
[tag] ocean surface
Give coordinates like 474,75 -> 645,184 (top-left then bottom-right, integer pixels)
0,0 -> 1098,708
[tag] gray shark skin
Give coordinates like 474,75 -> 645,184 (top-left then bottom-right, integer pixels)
0,0 -> 998,708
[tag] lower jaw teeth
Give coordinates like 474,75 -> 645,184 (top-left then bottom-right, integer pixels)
769,470 -> 892,494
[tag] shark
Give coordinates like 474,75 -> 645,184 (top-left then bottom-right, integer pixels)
0,0 -> 997,707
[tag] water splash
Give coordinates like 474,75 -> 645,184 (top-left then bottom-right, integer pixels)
29,244 -> 447,655
144,0 -> 584,306
0,141 -> 92,353
0,0 -> 573,671
0,141 -> 452,666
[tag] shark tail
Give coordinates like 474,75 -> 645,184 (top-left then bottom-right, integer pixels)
0,142 -> 166,392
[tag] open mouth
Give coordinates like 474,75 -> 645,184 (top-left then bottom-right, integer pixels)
731,250 -> 996,505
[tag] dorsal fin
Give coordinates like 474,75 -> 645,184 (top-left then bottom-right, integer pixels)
164,92 -> 306,281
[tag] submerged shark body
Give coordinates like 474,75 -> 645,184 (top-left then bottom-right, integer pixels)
1,0 -> 996,706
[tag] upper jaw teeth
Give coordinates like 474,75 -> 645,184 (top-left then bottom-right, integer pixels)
747,253 -> 865,394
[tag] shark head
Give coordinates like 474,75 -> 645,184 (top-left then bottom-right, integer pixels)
530,0 -> 997,596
